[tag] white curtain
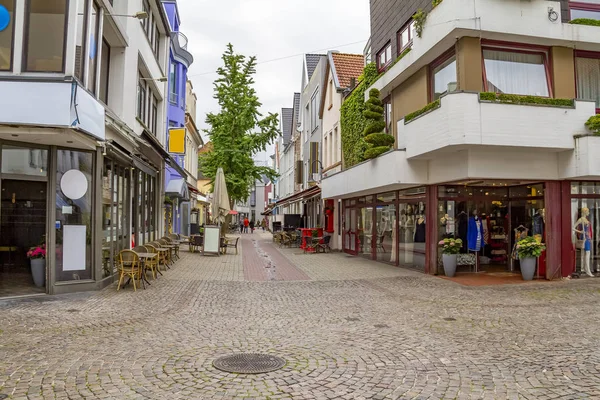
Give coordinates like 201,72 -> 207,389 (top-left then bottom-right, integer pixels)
576,57 -> 600,109
483,50 -> 549,97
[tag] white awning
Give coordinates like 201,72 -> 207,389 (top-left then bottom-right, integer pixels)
165,178 -> 190,200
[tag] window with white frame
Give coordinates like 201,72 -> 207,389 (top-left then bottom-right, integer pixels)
24,0 -> 69,72
137,71 -> 160,134
304,104 -> 309,142
397,20 -> 415,54
169,60 -> 177,104
74,0 -> 87,80
141,0 -> 160,59
87,2 -> 100,94
376,43 -> 392,72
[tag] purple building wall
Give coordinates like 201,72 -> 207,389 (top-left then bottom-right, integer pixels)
162,0 -> 193,234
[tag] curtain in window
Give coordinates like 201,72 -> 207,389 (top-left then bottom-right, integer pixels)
483,50 -> 549,97
576,57 -> 600,109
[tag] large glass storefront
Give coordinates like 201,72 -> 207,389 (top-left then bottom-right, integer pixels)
101,157 -> 158,280
570,182 -> 600,276
436,183 -> 545,275
343,187 -> 428,270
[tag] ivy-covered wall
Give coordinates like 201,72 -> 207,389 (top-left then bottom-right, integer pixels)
340,62 -> 379,168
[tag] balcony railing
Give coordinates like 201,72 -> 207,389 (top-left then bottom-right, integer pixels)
177,32 -> 188,50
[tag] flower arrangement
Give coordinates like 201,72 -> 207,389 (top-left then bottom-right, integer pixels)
517,236 -> 546,259
27,244 -> 46,259
438,238 -> 462,255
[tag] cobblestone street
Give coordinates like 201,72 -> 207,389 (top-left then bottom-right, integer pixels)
2,232 -> 600,399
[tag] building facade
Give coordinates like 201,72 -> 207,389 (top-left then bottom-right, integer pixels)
0,0 -> 179,297
322,0 -> 600,279
319,51 -> 364,250
162,0 -> 193,236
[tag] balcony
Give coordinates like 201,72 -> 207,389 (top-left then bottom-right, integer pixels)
397,92 -> 596,160
369,0 -> 600,99
321,150 -> 428,199
177,32 -> 189,50
560,136 -> 600,179
170,31 -> 194,68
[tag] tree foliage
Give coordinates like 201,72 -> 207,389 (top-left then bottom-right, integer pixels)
200,44 -> 279,207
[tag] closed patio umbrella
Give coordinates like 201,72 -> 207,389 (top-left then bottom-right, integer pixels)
212,167 -> 231,224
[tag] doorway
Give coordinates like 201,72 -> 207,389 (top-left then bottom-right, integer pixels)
0,179 -> 47,297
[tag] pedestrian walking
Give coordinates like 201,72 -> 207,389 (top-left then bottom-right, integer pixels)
249,219 -> 255,234
243,217 -> 249,233
239,220 -> 244,234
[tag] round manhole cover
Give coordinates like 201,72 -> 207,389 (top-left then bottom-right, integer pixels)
213,353 -> 286,374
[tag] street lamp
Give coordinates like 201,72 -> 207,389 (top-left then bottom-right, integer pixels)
308,159 -> 323,183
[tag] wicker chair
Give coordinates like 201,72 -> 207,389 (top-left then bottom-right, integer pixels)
143,245 -> 162,276
189,235 -> 203,253
147,243 -> 168,270
117,250 -> 141,291
158,239 -> 175,264
133,245 -> 157,279
163,236 -> 180,260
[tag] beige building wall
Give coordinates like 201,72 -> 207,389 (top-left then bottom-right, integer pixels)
186,80 -> 197,121
551,47 -> 576,99
391,66 -> 429,139
456,37 -> 483,93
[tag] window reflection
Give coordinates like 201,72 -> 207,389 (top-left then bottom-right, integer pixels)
1,146 -> 47,176
0,0 -> 15,70
24,0 -> 68,72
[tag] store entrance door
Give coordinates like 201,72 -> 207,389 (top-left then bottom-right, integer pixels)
0,179 -> 47,297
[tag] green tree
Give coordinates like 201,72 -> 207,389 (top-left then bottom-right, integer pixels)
363,88 -> 394,159
200,44 -> 279,209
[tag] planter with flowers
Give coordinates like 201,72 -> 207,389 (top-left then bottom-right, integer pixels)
439,238 -> 463,277
27,244 -> 47,287
516,236 -> 546,281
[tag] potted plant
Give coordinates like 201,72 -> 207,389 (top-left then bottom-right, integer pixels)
516,236 -> 546,280
27,243 -> 47,287
439,238 -> 463,277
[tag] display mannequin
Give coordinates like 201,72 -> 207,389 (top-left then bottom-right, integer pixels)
414,215 -> 426,242
574,207 -> 594,277
467,209 -> 484,251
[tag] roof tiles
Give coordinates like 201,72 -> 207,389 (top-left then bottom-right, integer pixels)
331,53 -> 364,89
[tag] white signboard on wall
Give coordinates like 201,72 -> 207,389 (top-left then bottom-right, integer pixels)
63,225 -> 86,271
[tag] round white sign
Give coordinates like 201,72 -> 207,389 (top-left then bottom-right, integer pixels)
60,170 -> 88,200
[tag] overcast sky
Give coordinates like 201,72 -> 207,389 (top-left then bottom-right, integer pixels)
177,0 -> 370,164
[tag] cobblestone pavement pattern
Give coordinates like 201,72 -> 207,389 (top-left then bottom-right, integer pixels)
2,232 -> 600,399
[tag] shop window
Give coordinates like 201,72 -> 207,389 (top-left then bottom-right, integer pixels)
101,160 -> 113,278
99,39 -> 110,104
575,53 -> 600,113
570,1 -> 600,20
431,53 -> 457,100
55,150 -> 94,281
509,184 -> 544,198
376,42 -> 392,72
482,48 -> 550,97
398,201 -> 427,270
365,195 -> 374,204
571,198 -> 600,276
397,20 -> 415,54
1,145 -> 47,176
571,181 -> 600,195
24,0 -> 68,72
87,2 -> 100,94
376,192 -> 396,203
74,0 -> 87,80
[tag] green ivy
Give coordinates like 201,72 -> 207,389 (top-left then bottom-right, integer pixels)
569,18 -> 600,27
340,62 -> 379,168
404,99 -> 441,123
413,9 -> 427,38
586,115 -> 600,135
432,0 -> 443,8
479,92 -> 574,107
364,146 -> 390,160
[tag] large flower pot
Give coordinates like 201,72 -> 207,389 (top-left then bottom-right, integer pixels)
443,254 -> 458,277
30,258 -> 46,288
520,257 -> 537,281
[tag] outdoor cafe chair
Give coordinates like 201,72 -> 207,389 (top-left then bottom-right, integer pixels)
163,236 -> 180,260
117,250 -> 142,291
147,242 -> 169,270
133,245 -> 157,279
222,237 -> 240,255
189,235 -> 203,253
143,245 -> 163,277
158,239 -> 175,265
316,235 -> 332,253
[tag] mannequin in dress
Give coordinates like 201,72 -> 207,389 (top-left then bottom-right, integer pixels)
467,209 -> 484,251
574,207 -> 594,277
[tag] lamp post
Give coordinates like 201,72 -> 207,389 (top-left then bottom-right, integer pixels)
308,159 -> 324,184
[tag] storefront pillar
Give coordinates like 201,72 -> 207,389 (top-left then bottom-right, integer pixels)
425,185 -> 438,275
560,181 -> 575,277
544,181 -> 563,279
